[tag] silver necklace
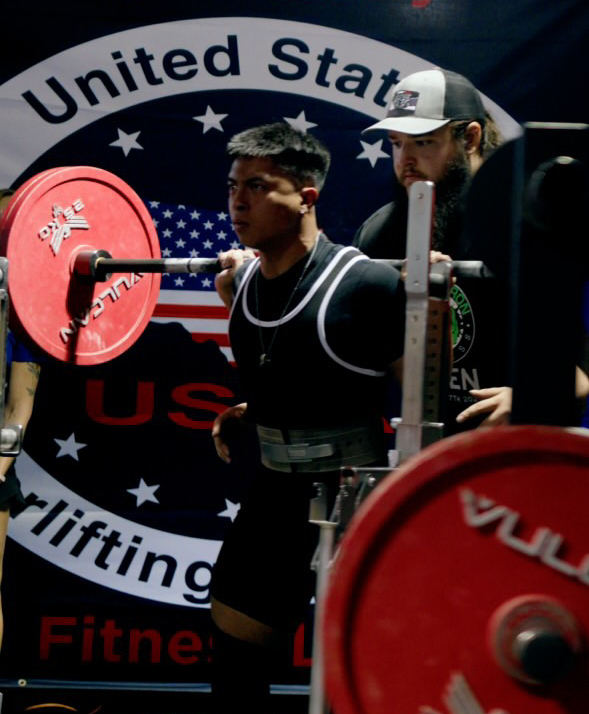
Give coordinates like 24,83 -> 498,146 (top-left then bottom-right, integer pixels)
254,238 -> 319,367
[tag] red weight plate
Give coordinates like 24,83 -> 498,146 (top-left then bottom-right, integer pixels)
324,426 -> 589,714
0,166 -> 160,364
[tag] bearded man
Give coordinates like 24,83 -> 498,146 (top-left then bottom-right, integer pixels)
354,68 -> 519,434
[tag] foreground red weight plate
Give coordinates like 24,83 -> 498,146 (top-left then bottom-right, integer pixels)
324,426 -> 589,714
0,167 -> 161,364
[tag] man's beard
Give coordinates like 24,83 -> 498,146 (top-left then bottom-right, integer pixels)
431,153 -> 472,252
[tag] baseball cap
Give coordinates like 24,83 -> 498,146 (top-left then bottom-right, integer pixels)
364,68 -> 486,135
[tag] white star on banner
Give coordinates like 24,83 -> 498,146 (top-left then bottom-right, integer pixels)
284,111 -> 317,133
190,210 -> 200,219
109,128 -> 143,157
190,230 -> 199,239
357,139 -> 389,168
203,239 -> 213,249
176,238 -> 186,248
203,220 -> 214,230
162,228 -> 172,238
189,249 -> 199,257
149,201 -> 160,208
177,219 -> 186,229
218,499 -> 241,522
162,248 -> 172,257
193,106 -> 228,133
54,433 -> 87,461
217,212 -> 228,221
201,277 -> 212,288
162,209 -> 173,218
175,277 -> 185,286
127,478 -> 160,506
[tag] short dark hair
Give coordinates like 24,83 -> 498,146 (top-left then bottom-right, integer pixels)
451,111 -> 503,159
226,123 -> 331,190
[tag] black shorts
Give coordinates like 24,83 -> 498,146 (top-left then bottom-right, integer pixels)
210,466 -> 341,632
0,463 -> 26,512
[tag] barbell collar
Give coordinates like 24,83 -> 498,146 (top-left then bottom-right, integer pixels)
73,251 -> 222,282
489,594 -> 583,686
0,425 -> 22,456
73,249 -> 114,282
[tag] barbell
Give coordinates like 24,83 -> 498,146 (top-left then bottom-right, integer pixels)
0,166 -> 489,366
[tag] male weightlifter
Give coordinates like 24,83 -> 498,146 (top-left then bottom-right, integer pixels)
354,67 -> 589,432
209,123 -> 405,711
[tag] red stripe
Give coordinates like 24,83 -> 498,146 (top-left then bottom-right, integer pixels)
191,333 -> 231,347
154,304 -> 229,318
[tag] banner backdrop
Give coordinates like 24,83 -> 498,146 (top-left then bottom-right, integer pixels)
0,0 -> 587,703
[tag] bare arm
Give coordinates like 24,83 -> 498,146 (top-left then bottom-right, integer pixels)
0,362 -> 40,482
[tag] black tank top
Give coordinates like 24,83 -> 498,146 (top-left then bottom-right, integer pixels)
229,235 -> 402,430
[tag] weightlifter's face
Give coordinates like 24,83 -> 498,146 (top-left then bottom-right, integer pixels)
228,157 -> 304,251
389,124 -> 465,192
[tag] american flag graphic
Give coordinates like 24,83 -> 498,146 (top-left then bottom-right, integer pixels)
146,199 -> 242,363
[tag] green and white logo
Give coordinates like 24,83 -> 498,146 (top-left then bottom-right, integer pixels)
450,284 -> 475,363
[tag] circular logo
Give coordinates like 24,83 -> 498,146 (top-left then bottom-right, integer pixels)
450,284 -> 476,363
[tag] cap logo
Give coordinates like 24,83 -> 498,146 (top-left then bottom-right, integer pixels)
392,89 -> 419,112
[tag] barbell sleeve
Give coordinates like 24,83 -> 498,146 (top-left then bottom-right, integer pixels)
73,250 -> 222,282
378,259 -> 494,280
96,256 -> 222,275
